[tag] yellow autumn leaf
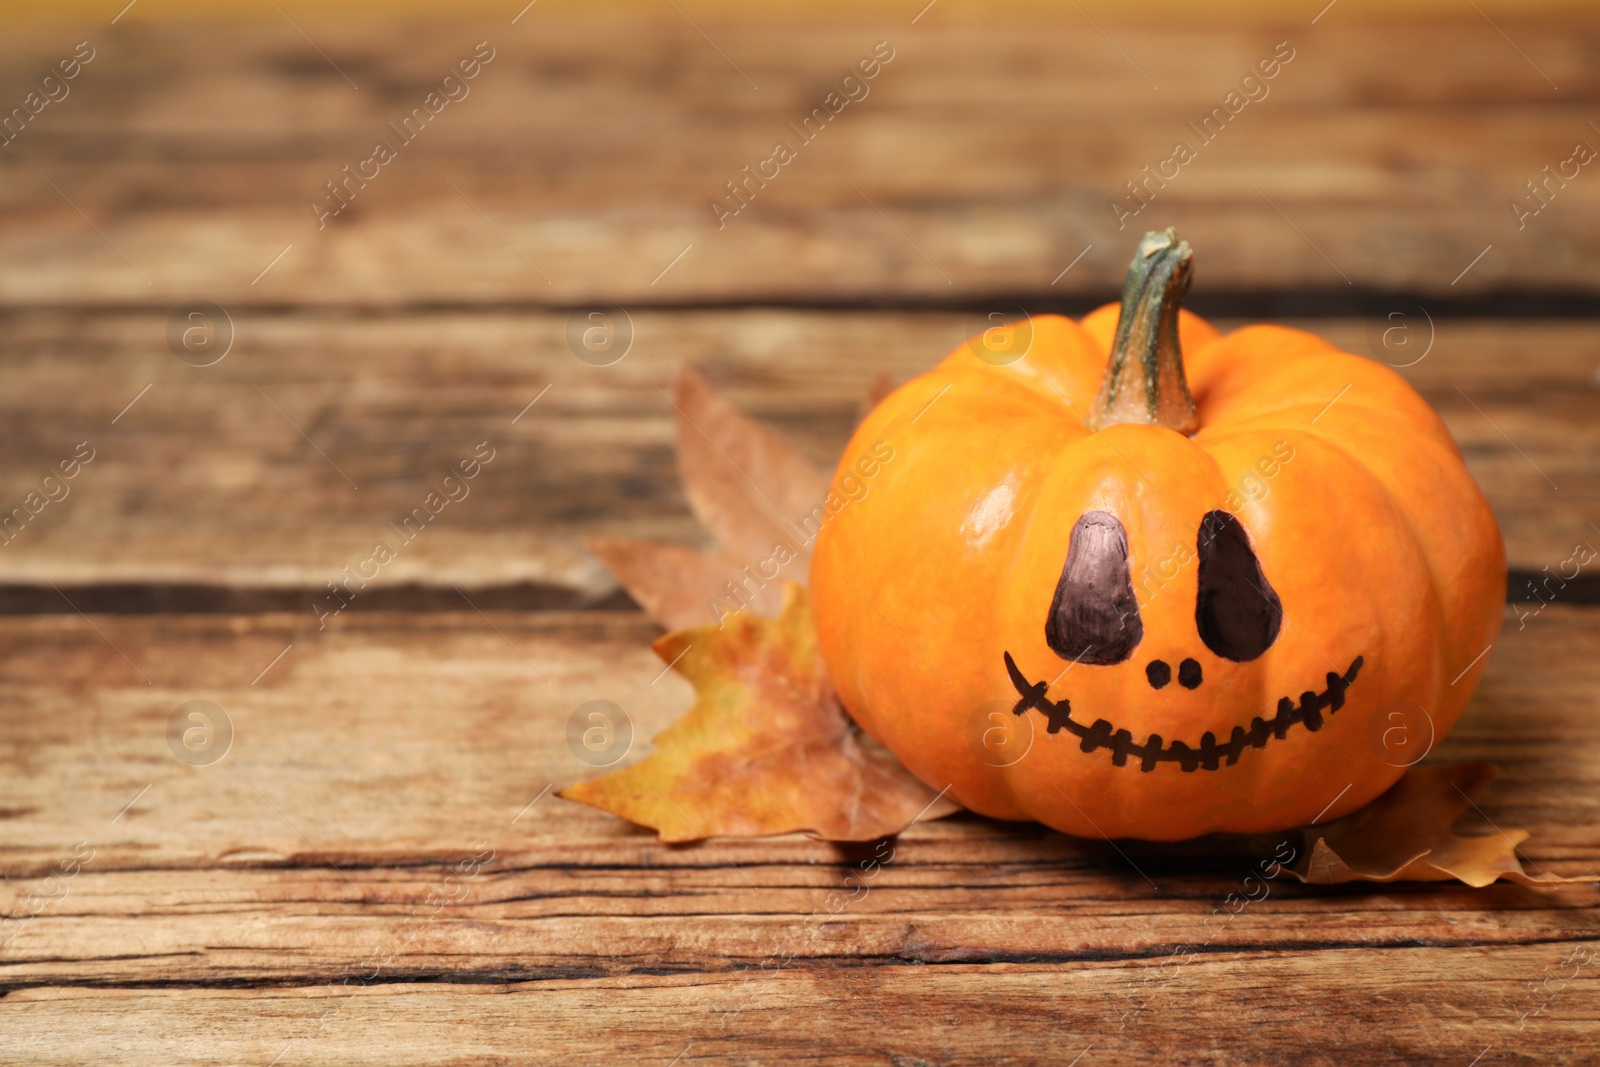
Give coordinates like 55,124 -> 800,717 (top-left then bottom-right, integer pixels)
561,583 -> 958,842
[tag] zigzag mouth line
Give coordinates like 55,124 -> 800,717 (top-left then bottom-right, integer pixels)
1003,652 -> 1366,773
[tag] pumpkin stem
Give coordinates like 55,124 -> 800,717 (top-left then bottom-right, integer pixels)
1090,228 -> 1200,435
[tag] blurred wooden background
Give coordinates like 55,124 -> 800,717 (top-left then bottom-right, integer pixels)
1,2 -> 1598,1064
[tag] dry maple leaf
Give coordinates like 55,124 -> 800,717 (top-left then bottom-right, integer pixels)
671,363 -> 831,567
576,367 -> 955,842
587,536 -> 778,632
1286,763 -> 1592,887
591,365 -> 891,633
561,583 -> 960,842
588,365 -> 826,631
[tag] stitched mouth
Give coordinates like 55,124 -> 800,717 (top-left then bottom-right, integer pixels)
1003,651 -> 1365,773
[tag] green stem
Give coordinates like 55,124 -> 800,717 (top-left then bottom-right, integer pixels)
1090,228 -> 1199,434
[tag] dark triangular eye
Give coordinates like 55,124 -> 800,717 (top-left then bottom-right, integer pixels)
1046,511 -> 1143,665
1195,510 -> 1282,662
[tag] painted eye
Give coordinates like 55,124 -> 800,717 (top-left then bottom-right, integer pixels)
1046,511 -> 1143,665
1195,510 -> 1282,662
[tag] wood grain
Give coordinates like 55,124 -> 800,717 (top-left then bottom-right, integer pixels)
0,311 -> 1591,600
0,959 -> 1593,1067
1,605 -> 1598,1060
4,952 -> 1600,1066
0,10 -> 1596,305
2,5 -> 1598,1063
0,600 -> 1595,873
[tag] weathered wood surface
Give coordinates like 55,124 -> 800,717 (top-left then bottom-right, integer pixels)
2,4 -> 1599,1064
0,11 -> 1597,305
2,603 -> 1597,872
5,952 -> 1600,1067
1,606 -> 1599,1064
0,313 -> 1594,598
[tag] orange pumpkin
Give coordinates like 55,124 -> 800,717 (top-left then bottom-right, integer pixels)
809,230 -> 1505,841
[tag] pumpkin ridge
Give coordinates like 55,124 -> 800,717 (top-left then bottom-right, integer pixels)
1242,424 -> 1457,694
939,363 -> 1099,423
1193,346 -> 1447,443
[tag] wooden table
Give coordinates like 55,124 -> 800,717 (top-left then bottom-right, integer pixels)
2,4 -> 1598,1063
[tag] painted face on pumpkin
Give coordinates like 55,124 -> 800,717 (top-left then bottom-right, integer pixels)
1004,509 -> 1364,773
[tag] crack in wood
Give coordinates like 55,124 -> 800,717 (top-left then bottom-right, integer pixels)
7,935 -> 1600,994
4,289 -> 1600,317
0,574 -> 1586,616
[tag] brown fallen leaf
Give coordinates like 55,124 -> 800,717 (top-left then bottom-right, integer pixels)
586,537 -> 780,632
586,365 -> 825,632
561,583 -> 959,842
1286,763 -> 1593,887
671,364 -> 828,568
593,367 -> 875,631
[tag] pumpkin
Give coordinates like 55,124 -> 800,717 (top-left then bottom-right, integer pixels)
809,230 -> 1505,841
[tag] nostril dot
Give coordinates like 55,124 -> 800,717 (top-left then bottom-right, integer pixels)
1179,658 -> 1203,689
1145,660 -> 1171,689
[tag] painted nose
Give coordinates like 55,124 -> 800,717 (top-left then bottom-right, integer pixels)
1147,659 -> 1204,690
1178,658 -> 1203,689
1145,659 -> 1172,689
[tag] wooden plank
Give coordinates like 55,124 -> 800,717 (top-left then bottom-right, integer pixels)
2,5 -> 1595,1062
2,855 -> 1598,987
0,11 -> 1596,304
0,598 -> 1595,1059
0,602 -> 1594,870
3,950 -> 1598,1064
0,311 -> 1591,597
0,606 -> 1596,988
